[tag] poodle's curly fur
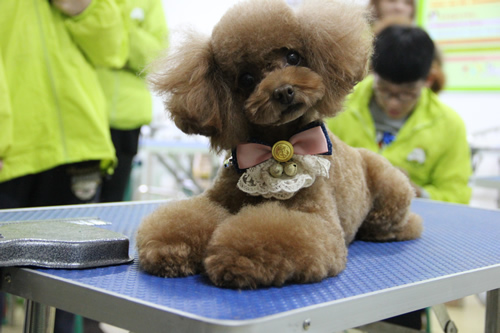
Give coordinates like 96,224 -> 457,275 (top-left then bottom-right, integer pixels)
137,0 -> 423,289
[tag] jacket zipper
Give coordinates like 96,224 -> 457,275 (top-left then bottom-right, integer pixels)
110,70 -> 120,125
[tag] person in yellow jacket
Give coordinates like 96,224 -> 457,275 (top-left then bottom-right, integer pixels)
0,2 -> 128,332
99,0 -> 168,202
0,0 -> 128,209
327,25 -> 471,206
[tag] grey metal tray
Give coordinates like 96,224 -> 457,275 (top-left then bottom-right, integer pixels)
0,218 -> 133,269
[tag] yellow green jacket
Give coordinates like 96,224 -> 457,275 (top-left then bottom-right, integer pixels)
327,76 -> 472,204
97,0 -> 168,130
0,0 -> 128,182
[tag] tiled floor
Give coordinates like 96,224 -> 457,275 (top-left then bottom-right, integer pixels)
1,294 -> 487,333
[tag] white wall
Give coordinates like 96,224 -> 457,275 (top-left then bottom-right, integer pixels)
440,92 -> 500,137
162,0 -> 239,36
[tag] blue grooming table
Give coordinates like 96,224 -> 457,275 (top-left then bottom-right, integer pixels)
1,199 -> 499,332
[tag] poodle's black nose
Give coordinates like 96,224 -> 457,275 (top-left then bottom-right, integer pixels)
273,85 -> 295,105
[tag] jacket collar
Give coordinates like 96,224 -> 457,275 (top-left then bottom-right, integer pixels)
347,75 -> 444,142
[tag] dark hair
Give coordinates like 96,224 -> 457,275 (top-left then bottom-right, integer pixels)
372,25 -> 435,83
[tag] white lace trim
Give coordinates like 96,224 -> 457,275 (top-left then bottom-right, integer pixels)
237,155 -> 331,200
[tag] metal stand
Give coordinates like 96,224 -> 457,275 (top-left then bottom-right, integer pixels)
431,304 -> 457,333
23,300 -> 54,333
485,289 -> 499,333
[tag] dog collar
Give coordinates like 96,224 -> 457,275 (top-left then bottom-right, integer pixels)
228,122 -> 332,173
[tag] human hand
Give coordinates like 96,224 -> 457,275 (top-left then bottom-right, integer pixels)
52,0 -> 92,16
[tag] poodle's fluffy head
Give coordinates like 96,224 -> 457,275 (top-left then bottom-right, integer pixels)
150,0 -> 372,151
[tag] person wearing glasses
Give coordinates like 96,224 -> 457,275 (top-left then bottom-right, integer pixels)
327,25 -> 471,206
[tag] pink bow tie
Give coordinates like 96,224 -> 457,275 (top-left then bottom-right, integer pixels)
235,124 -> 331,170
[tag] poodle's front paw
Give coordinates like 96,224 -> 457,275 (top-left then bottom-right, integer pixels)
136,196 -> 231,278
204,245 -> 292,289
138,240 -> 201,277
203,202 -> 347,289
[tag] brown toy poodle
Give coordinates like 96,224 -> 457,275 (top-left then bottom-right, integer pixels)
137,0 -> 423,289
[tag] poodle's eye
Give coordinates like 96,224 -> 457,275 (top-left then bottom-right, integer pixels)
286,51 -> 301,66
239,73 -> 256,89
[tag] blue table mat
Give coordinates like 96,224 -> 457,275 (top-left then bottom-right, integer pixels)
0,200 -> 499,321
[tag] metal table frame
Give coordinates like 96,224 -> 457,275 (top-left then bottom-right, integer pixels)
1,200 -> 499,333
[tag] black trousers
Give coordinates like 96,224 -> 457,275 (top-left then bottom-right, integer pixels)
0,161 -> 101,209
100,128 -> 140,203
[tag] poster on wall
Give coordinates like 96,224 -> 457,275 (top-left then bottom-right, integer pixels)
418,0 -> 500,90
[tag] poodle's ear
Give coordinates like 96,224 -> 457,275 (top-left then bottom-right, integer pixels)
296,0 -> 373,117
148,31 -> 231,143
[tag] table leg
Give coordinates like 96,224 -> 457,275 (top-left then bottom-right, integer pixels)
485,289 -> 500,333
23,300 -> 54,333
431,303 -> 457,333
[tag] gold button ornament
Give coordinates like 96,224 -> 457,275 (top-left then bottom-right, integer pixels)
272,141 -> 294,162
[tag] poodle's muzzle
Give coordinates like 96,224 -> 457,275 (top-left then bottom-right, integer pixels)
244,66 -> 326,126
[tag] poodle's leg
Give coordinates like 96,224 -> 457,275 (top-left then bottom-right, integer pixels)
204,201 -> 347,289
356,149 -> 423,242
136,195 -> 231,277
